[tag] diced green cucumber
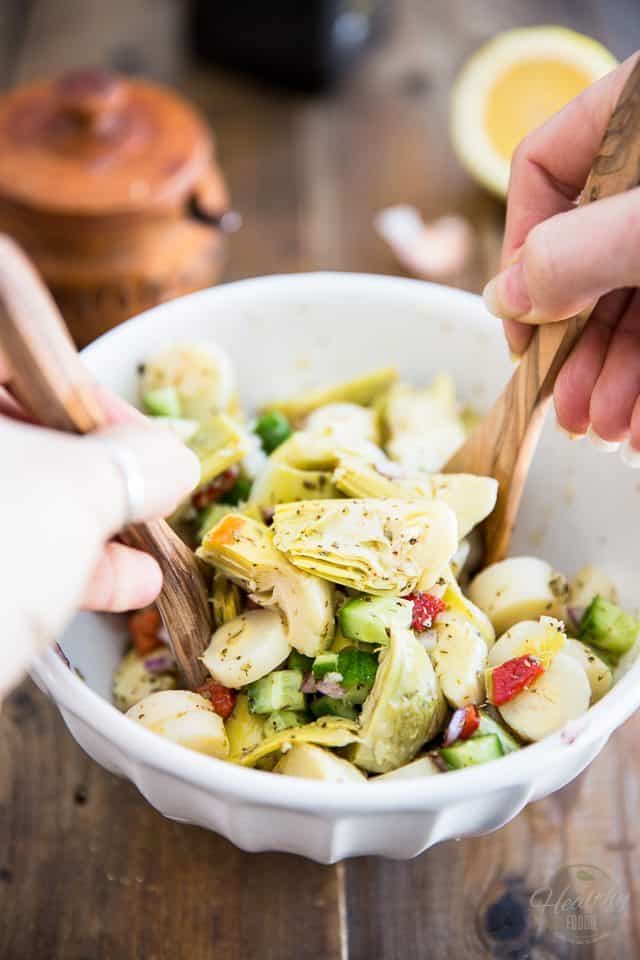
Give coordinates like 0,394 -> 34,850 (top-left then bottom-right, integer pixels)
312,652 -> 340,679
288,650 -> 314,674
254,411 -> 293,454
263,710 -> 308,734
339,596 -> 412,646
337,647 -> 378,704
142,386 -> 182,418
474,710 -> 520,754
579,595 -> 639,657
310,697 -> 358,720
222,475 -> 253,506
248,670 -> 305,714
440,733 -> 504,769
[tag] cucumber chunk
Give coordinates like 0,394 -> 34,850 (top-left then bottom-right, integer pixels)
312,652 -> 340,678
337,647 -> 378,704
263,710 -> 309,734
474,710 -> 520,754
339,596 -> 413,646
440,733 -> 504,769
248,670 -> 305,714
142,386 -> 182,418
288,650 -> 314,674
579,596 -> 639,657
310,697 -> 358,720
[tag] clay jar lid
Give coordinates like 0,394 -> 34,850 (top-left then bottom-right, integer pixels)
0,68 -> 217,217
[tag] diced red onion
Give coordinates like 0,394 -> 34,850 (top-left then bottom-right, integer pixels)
143,652 -> 176,674
443,708 -> 466,747
301,673 -> 317,694
567,606 -> 586,631
316,679 -> 346,699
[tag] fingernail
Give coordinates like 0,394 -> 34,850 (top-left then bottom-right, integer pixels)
509,350 -> 521,365
556,423 -> 584,441
620,438 -> 640,469
483,263 -> 532,321
587,425 -> 620,452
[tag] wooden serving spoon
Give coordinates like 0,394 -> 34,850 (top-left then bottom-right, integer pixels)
0,235 -> 210,688
446,57 -> 640,567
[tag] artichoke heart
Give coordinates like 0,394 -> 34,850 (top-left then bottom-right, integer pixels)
234,716 -> 361,767
334,454 -> 497,539
188,413 -> 250,487
273,498 -> 458,595
249,460 -> 338,508
305,402 -> 379,446
197,514 -> 335,656
350,626 -> 447,773
264,367 -> 398,423
212,572 -> 244,627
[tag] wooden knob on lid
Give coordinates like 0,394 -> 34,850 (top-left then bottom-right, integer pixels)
56,69 -> 125,134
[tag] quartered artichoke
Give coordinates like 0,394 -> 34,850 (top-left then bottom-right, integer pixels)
212,572 -> 244,627
350,625 -> 447,773
188,413 -> 250,487
233,716 -> 360,767
272,498 -> 458,595
334,453 -> 497,539
305,402 -> 379,446
384,373 -> 466,472
197,514 -> 335,656
249,461 -> 338,508
264,367 -> 398,423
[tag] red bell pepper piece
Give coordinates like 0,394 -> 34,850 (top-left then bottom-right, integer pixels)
405,592 -> 447,631
488,655 -> 544,706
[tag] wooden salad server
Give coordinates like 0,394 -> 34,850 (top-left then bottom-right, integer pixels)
0,235 -> 210,687
446,57 -> 640,566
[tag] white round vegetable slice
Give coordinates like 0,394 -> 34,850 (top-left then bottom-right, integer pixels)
127,690 -> 229,758
468,556 -> 567,634
140,342 -> 234,419
202,609 -> 291,687
487,617 -> 566,669
564,637 -> 612,703
274,743 -> 367,782
431,610 -> 488,707
497,652 -> 590,742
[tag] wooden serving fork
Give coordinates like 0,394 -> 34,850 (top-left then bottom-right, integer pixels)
446,57 -> 640,566
0,236 -> 210,687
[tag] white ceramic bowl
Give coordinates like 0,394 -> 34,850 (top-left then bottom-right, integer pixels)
31,273 -> 640,863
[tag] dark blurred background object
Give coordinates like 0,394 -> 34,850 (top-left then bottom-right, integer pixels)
189,0 -> 389,91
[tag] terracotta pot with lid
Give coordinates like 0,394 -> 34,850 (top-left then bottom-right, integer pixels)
0,68 -> 238,346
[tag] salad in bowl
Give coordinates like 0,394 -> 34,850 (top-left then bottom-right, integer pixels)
114,340 -> 639,784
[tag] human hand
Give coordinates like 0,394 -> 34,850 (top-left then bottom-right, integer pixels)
482,53 -> 640,461
0,355 -> 200,700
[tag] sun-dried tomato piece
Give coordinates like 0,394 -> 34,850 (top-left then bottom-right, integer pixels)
191,468 -> 239,510
196,680 -> 237,720
129,606 -> 162,656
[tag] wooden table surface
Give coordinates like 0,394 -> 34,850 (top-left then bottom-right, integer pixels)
2,2 -> 640,957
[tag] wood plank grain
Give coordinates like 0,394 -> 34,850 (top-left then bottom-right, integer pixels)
0,681 -> 345,960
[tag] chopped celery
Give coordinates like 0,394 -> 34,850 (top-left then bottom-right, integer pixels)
312,652 -> 340,679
